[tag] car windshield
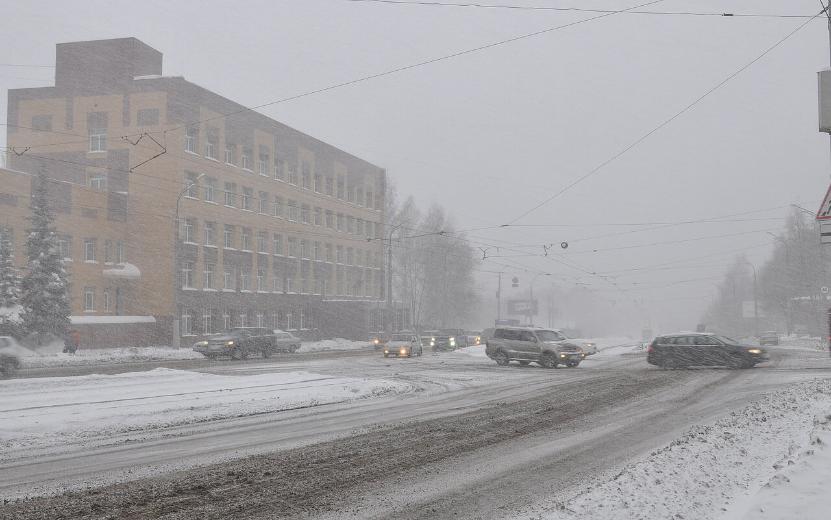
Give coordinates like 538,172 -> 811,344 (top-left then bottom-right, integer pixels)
713,335 -> 741,346
390,335 -> 412,341
536,330 -> 566,342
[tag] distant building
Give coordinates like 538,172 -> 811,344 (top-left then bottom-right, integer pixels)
3,37 -> 387,346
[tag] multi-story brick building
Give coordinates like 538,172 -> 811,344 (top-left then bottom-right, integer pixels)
2,37 -> 387,346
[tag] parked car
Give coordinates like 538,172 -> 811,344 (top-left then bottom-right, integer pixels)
0,336 -> 24,378
383,333 -> 424,358
485,327 -> 583,368
759,331 -> 780,346
646,333 -> 769,369
193,327 -> 299,360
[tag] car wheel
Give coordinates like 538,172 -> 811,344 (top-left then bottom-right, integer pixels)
494,350 -> 510,366
539,353 -> 558,369
566,362 -> 579,368
231,348 -> 247,361
518,361 -> 530,366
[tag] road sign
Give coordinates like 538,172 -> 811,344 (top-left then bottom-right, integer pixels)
821,221 -> 831,245
822,286 -> 829,295
507,299 -> 538,316
817,183 -> 831,220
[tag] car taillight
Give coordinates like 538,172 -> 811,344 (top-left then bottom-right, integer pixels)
647,343 -> 654,353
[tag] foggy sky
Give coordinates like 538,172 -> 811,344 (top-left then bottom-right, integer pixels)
2,0 -> 830,334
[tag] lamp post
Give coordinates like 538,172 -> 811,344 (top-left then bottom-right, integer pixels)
528,272 -> 550,326
172,173 -> 204,348
384,222 -> 402,333
743,259 -> 759,338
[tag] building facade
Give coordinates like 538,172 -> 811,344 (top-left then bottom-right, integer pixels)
3,37 -> 387,346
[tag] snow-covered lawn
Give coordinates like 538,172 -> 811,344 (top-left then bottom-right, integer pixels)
522,378 -> 831,520
0,368 -> 410,457
14,338 -> 372,368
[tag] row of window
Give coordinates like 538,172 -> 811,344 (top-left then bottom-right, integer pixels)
55,236 -> 126,264
181,260 -> 378,298
184,173 -> 382,235
181,219 -> 383,268
82,286 -> 120,313
181,307 -> 311,336
183,129 -> 381,210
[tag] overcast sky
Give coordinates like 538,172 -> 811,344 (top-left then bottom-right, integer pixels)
2,0 -> 830,333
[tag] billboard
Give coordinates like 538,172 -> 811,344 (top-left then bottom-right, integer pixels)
507,299 -> 538,316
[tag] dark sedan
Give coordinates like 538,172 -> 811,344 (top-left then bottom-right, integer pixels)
647,333 -> 769,369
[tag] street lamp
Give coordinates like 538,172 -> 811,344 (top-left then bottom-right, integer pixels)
528,272 -> 551,326
743,259 -> 759,338
172,173 -> 204,348
384,222 -> 403,333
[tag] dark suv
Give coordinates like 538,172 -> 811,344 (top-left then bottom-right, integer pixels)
193,327 -> 288,360
485,327 -> 583,368
647,333 -> 769,369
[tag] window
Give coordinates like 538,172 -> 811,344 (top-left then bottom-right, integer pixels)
89,127 -> 107,152
224,225 -> 235,248
239,313 -> 247,328
204,263 -> 215,289
347,247 -> 354,266
224,182 -> 237,207
103,290 -> 111,312
273,196 -> 284,217
204,177 -> 216,202
181,312 -> 193,335
104,240 -> 113,263
257,269 -> 266,291
182,261 -> 194,288
32,114 -> 52,132
356,219 -> 364,236
223,310 -> 232,330
313,241 -> 321,261
184,127 -> 198,153
314,174 -> 322,193
326,210 -> 334,228
116,241 -> 125,263
183,218 -> 196,243
241,148 -> 252,170
185,172 -> 200,199
204,222 -> 216,246
301,162 -> 311,189
366,191 -> 374,209
274,158 -> 284,181
88,173 -> 106,191
258,191 -> 269,214
57,235 -> 72,260
347,216 -> 355,234
224,267 -> 235,290
257,231 -> 268,253
286,311 -> 294,329
240,228 -> 251,251
326,176 -> 334,196
84,287 -> 95,312
286,278 -> 294,294
301,204 -> 310,224
325,243 -> 333,262
288,164 -> 298,185
272,234 -> 283,255
347,186 -> 355,204
203,309 -> 213,334
240,270 -> 251,291
300,239 -> 309,259
287,200 -> 299,221
336,245 -> 344,263
259,147 -> 269,176
357,188 -> 365,207
257,313 -> 265,328
337,213 -> 344,232
84,238 -> 96,262
241,187 -> 253,210
136,108 -> 159,126
336,176 -> 345,199
225,145 -> 236,165
314,207 -> 322,226
205,138 -> 217,160
288,237 -> 298,257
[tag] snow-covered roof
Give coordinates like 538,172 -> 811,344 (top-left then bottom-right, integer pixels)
102,262 -> 141,280
70,315 -> 156,325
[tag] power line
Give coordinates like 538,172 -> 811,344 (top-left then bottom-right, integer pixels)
505,9 -> 825,225
343,0 -> 819,19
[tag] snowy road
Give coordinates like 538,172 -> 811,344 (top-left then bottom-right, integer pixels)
2,343 -> 831,519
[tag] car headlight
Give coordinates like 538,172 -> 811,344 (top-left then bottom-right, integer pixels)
373,339 -> 379,345
384,349 -> 389,354
400,348 -> 407,354
430,341 -> 435,346
226,340 -> 235,346
560,354 -> 566,358
747,348 -> 762,354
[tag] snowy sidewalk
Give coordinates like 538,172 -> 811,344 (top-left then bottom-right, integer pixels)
514,378 -> 831,520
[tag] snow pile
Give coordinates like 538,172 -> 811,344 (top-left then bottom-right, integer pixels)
18,346 -> 203,368
531,379 -> 831,520
449,344 -> 488,358
736,414 -> 831,519
299,338 -> 369,353
0,368 -> 411,455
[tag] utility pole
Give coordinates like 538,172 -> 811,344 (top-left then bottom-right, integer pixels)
385,223 -> 401,333
496,272 -> 502,324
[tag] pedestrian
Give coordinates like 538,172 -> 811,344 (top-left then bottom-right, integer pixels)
63,329 -> 80,354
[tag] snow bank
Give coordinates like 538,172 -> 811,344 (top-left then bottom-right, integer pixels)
527,379 -> 831,520
0,368 -> 411,455
298,338 -> 369,353
18,346 -> 203,368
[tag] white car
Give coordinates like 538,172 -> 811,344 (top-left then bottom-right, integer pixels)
0,336 -> 25,377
